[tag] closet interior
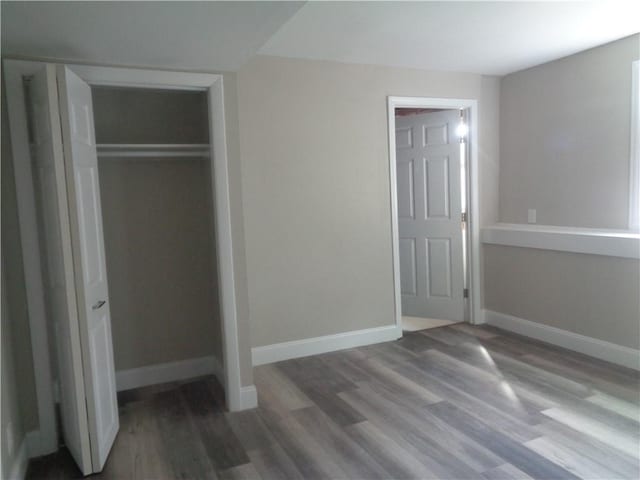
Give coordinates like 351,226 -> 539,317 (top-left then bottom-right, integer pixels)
91,86 -> 223,385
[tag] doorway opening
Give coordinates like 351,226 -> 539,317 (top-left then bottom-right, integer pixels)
387,97 -> 481,334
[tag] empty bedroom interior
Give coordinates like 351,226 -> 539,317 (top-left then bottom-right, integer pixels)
1,2 -> 639,480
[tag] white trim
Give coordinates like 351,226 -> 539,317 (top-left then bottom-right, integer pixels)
115,356 -> 223,392
64,62 -> 246,412
629,60 -> 639,231
387,96 -> 483,325
482,223 -> 640,259
252,324 -> 402,366
25,431 -> 43,460
485,309 -> 640,371
3,59 -> 59,456
96,143 -> 210,158
206,74 -> 247,412
239,385 -> 258,410
7,436 -> 29,480
63,64 -> 217,90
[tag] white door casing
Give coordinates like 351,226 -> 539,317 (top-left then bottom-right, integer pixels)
395,110 -> 465,321
56,65 -> 119,472
29,64 -> 94,474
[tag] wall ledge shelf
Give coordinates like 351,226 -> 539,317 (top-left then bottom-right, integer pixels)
481,223 -> 640,259
97,143 -> 210,159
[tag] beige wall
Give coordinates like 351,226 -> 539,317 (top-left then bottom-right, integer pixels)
484,245 -> 640,350
499,34 -> 640,229
92,87 -> 209,144
237,55 -> 500,347
94,87 -> 222,370
487,34 -> 640,351
99,159 -> 222,370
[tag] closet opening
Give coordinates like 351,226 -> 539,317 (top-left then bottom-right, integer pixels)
91,86 -> 224,393
6,61 -> 250,472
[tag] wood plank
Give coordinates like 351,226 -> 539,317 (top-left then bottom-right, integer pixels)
525,435 -> 634,480
481,463 -> 534,480
339,387 -> 490,478
534,420 -> 640,479
180,381 -> 250,471
542,406 -> 640,458
344,421 -> 433,479
291,407 -> 391,479
152,388 -> 219,479
426,401 -> 581,480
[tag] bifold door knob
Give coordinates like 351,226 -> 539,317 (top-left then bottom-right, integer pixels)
92,300 -> 106,310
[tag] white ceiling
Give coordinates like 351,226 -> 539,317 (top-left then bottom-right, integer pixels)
0,1 -> 304,71
261,1 -> 640,75
2,1 -> 639,76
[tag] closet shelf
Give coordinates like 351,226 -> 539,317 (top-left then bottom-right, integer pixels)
96,144 -> 210,159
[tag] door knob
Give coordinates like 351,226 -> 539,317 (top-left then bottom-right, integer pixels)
92,300 -> 106,310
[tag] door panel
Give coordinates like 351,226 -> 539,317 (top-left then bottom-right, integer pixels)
426,238 -> 452,298
75,167 -> 104,285
28,65 -> 93,475
397,159 -> 415,219
424,156 -> 450,219
57,65 -> 119,473
396,110 -> 464,321
399,238 -> 417,296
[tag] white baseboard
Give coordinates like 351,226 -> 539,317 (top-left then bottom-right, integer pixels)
22,429 -> 57,460
484,309 -> 640,370
7,436 -> 28,480
25,430 -> 43,459
252,324 -> 402,366
115,355 -> 224,392
238,385 -> 258,410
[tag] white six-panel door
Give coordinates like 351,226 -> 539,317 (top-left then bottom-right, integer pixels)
29,64 -> 94,475
396,110 -> 465,321
56,65 -> 119,473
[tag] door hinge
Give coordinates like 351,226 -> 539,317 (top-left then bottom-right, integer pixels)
463,288 -> 469,298
461,212 -> 468,223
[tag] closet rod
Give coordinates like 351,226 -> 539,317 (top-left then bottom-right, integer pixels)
96,143 -> 210,158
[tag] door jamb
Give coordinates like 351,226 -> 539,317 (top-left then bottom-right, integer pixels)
4,59 -> 250,456
387,96 -> 482,327
4,59 -> 59,457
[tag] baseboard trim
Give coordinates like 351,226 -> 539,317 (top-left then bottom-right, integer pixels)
22,429 -> 57,460
238,385 -> 258,410
8,436 -> 28,480
115,355 -> 224,392
252,324 -> 402,366
484,309 -> 640,370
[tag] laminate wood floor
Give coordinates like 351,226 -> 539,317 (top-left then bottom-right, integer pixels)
27,324 -> 640,479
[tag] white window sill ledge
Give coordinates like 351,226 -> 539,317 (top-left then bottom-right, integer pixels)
481,223 -> 640,259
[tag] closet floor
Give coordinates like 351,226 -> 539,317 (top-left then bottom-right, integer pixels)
27,324 -> 640,480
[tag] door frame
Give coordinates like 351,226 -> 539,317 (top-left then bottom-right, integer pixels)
4,59 -> 248,456
387,96 -> 482,327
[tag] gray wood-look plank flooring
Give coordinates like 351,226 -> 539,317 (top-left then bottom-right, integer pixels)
26,325 -> 640,479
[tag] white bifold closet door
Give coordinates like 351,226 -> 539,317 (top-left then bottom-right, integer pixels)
30,64 -> 119,475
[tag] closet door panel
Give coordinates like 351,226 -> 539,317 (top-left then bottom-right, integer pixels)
29,64 -> 94,475
57,65 -> 119,473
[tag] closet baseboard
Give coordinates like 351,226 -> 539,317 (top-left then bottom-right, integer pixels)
115,355 -> 223,392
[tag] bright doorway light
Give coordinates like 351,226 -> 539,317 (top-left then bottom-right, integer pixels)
456,121 -> 469,138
